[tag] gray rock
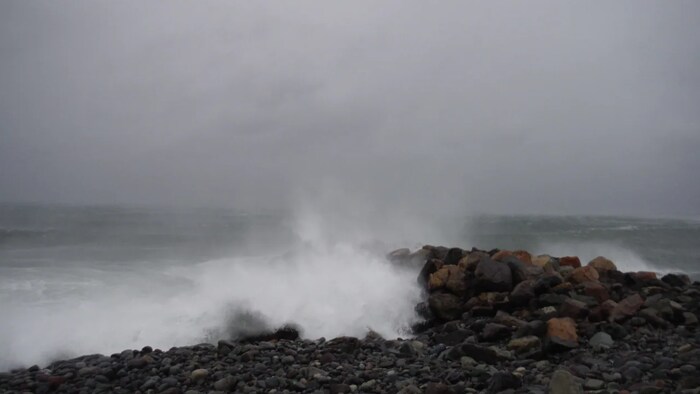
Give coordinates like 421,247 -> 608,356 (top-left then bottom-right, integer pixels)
589,332 -> 614,350
475,258 -> 513,292
549,369 -> 583,394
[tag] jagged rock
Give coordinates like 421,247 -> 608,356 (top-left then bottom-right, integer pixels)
514,320 -> 547,338
533,255 -> 559,270
475,258 -> 513,292
546,317 -> 578,350
559,256 -> 581,269
428,292 -> 463,321
587,256 -> 617,274
569,266 -> 600,284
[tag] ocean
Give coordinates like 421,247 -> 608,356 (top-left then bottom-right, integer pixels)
0,203 -> 698,370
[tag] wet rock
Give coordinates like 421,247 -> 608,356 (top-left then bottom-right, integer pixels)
662,273 -> 691,287
546,317 -> 578,350
582,281 -> 609,303
558,256 -> 581,269
569,266 -> 600,284
588,331 -> 613,350
559,298 -> 589,319
190,369 -> 209,381
481,323 -> 511,341
429,292 -> 463,321
458,251 -> 488,272
507,258 -> 544,284
419,259 -> 445,288
508,336 -> 541,353
609,293 -> 644,322
549,369 -> 583,394
475,258 -> 513,292
487,372 -> 522,393
587,256 -> 617,274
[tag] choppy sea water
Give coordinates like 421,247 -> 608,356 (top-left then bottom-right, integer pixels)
0,203 -> 698,370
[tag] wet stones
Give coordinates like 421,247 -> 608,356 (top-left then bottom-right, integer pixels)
428,292 -> 463,321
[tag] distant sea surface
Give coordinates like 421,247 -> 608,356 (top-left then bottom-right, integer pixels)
0,203 -> 698,370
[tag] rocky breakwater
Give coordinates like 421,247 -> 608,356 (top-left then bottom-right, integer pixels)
1,246 -> 699,394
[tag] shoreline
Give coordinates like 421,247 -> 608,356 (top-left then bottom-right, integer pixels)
1,246 -> 699,393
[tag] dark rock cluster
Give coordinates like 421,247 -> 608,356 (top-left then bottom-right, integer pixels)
1,246 -> 699,393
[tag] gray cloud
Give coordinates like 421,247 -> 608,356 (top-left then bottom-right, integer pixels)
1,1 -> 699,216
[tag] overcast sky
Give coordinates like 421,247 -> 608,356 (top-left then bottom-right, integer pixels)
1,1 -> 698,216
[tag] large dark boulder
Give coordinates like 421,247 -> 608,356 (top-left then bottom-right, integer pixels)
475,258 -> 513,293
428,292 -> 463,321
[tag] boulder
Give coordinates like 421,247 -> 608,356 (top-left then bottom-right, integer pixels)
661,273 -> 691,288
609,293 -> 644,322
418,259 -> 444,288
429,265 -> 465,292
512,250 -> 533,264
533,255 -> 559,271
492,250 -> 513,262
445,343 -> 508,364
559,256 -> 581,269
546,317 -> 578,349
444,247 -> 464,265
507,258 -> 544,284
428,293 -> 463,321
587,256 -> 617,274
534,274 -> 564,295
569,266 -> 599,284
510,279 -> 536,306
458,251 -> 489,272
475,258 -> 513,292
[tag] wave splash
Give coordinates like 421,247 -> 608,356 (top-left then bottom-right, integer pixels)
0,211 -> 422,371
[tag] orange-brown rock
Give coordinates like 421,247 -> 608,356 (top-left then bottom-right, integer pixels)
546,317 -> 578,348
513,250 -> 533,264
559,256 -> 581,268
587,256 -> 617,274
492,250 -> 513,262
583,281 -> 609,302
569,266 -> 600,284
429,265 -> 463,291
532,255 -> 557,270
458,252 -> 487,272
610,293 -> 644,322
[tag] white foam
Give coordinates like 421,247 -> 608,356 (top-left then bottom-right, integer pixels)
0,212 -> 422,370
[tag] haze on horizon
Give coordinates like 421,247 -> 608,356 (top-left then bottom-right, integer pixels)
1,1 -> 699,218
